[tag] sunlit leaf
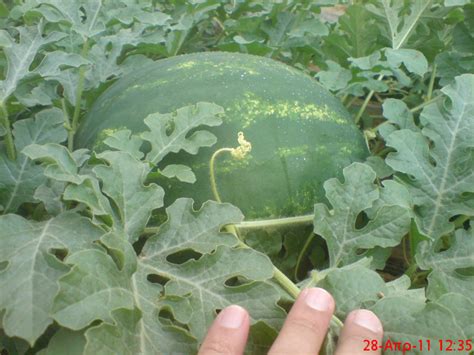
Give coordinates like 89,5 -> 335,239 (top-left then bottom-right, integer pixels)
382,75 -> 474,239
0,108 -> 67,213
0,23 -> 66,103
142,102 -> 223,164
0,213 -> 104,344
313,163 -> 411,267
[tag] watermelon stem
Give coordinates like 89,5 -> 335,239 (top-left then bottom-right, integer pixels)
426,63 -> 437,102
68,39 -> 90,151
294,231 -> 315,281
61,98 -> 72,131
354,74 -> 384,124
209,147 -> 234,203
409,94 -> 443,113
237,215 -> 314,230
209,132 -> 252,203
0,102 -> 15,160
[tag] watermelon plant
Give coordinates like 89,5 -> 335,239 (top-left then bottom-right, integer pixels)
0,1 -> 473,355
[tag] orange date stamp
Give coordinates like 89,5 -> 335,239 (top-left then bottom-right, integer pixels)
363,338 -> 473,353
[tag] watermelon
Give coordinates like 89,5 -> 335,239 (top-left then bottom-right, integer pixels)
76,52 -> 369,219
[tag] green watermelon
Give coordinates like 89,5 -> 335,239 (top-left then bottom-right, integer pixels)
76,51 -> 369,219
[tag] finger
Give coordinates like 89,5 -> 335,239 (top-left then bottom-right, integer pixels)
335,309 -> 383,355
198,305 -> 250,355
268,287 -> 335,355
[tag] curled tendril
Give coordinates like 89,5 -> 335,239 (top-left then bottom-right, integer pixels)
231,131 -> 252,159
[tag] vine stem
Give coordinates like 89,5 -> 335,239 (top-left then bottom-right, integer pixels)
401,235 -> 410,267
62,98 -> 71,131
340,93 -> 349,105
294,231 -> 315,280
273,266 -> 300,299
209,147 -> 234,203
408,220 -> 420,272
409,95 -> 443,113
68,39 -> 90,151
344,95 -> 358,109
426,64 -> 437,102
0,102 -> 15,160
143,226 -> 160,235
405,263 -> 419,281
238,214 -> 314,230
354,74 -> 384,124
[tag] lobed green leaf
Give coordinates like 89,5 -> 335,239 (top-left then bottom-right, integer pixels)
313,163 -> 411,267
382,74 -> 474,240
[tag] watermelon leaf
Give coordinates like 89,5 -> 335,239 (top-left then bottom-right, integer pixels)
366,0 -> 431,50
372,292 -> 474,351
417,227 -> 474,300
84,307 -> 196,355
316,60 -> 352,91
382,74 -> 474,240
160,164 -> 196,184
322,4 -> 380,61
61,152 -> 163,243
385,48 -> 428,76
22,143 -> 89,184
33,180 -> 67,216
32,0 -> 106,40
51,198 -> 284,353
0,108 -> 67,213
0,24 -> 66,103
315,261 -> 389,319
63,175 -> 114,218
102,129 -> 144,160
37,328 -> 86,355
0,213 -> 104,345
93,151 -> 164,242
141,102 -> 224,165
33,51 -> 90,77
313,163 -> 411,268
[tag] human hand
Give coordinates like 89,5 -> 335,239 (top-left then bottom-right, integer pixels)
198,287 -> 383,355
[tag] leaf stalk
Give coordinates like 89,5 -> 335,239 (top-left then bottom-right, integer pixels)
294,231 -> 315,280
238,214 -> 314,230
426,64 -> 437,102
0,103 -> 16,160
209,147 -> 234,203
354,74 -> 384,124
68,39 -> 90,151
61,98 -> 72,131
409,95 -> 443,113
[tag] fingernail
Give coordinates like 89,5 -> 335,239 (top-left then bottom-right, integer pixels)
303,287 -> 333,311
217,305 -> 246,329
352,310 -> 383,333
